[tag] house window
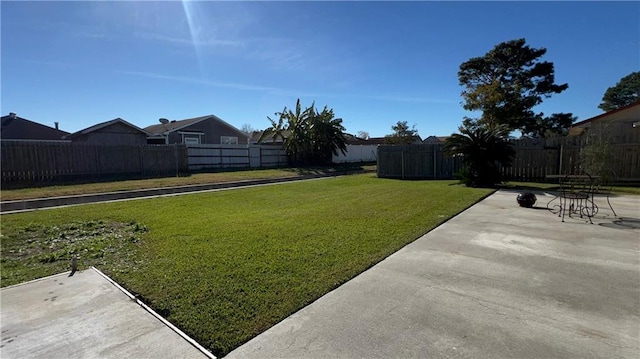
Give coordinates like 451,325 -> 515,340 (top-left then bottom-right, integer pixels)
221,136 -> 238,145
178,131 -> 204,144
184,137 -> 200,145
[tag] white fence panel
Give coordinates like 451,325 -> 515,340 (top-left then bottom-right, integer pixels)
188,147 -> 221,157
333,145 -> 378,163
187,144 -> 287,170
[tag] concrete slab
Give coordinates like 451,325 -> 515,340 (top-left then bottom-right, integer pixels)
1,267 -> 211,359
226,190 -> 640,358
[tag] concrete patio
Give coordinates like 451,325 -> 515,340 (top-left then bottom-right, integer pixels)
1,268 -> 211,358
226,189 -> 640,358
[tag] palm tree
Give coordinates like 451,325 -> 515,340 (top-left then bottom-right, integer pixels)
258,99 -> 310,164
308,105 -> 347,165
259,99 -> 347,166
258,109 -> 288,144
444,124 -> 514,187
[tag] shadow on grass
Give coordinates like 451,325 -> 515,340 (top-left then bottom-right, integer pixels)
281,163 -> 375,176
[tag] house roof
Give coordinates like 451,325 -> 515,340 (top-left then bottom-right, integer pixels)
144,116 -> 209,135
1,113 -> 70,140
363,137 -> 388,145
250,130 -> 288,144
568,100 -> 640,136
423,135 -> 450,143
144,115 -> 250,139
342,134 -> 386,145
64,118 -> 150,139
571,100 -> 640,129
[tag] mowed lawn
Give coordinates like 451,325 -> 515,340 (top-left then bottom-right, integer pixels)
1,174 -> 493,357
0,164 -> 375,201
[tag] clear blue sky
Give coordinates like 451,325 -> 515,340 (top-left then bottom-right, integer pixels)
2,1 -> 638,138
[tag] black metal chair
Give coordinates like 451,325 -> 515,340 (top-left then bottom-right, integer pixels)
591,169 -> 618,218
558,174 -> 597,223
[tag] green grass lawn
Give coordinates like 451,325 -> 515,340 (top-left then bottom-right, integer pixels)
1,174 -> 492,357
0,164 -> 375,201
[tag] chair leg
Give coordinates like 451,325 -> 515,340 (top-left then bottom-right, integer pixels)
606,193 -> 618,217
577,199 -> 583,218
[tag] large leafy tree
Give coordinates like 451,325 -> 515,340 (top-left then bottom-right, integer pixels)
599,71 -> 640,112
384,121 -> 419,144
459,38 -> 573,137
259,99 -> 347,165
444,124 -> 514,187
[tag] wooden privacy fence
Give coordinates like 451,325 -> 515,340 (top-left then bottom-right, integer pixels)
187,144 -> 288,170
1,140 -> 188,185
504,136 -> 640,182
377,137 -> 640,182
377,144 -> 463,179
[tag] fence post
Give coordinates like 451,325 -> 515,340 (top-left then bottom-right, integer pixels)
433,147 -> 437,179
34,142 -> 41,181
558,144 -> 563,176
139,145 -> 144,176
401,150 -> 405,180
174,143 -> 179,177
94,145 -> 100,178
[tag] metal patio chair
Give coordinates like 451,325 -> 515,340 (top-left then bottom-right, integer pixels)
558,174 -> 597,224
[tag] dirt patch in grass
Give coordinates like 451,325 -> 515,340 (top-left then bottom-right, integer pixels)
1,220 -> 149,287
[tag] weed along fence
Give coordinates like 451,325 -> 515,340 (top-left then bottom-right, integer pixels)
377,144 -> 463,179
1,140 -> 188,186
186,144 -> 288,170
377,137 -> 640,182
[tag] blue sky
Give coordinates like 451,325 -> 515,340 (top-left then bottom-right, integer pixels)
2,1 -> 638,138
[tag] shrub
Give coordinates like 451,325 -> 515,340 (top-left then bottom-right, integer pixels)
444,124 -> 514,187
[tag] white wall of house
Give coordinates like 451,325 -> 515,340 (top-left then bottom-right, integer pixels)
333,144 -> 378,163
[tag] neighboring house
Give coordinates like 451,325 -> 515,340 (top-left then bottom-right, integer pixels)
569,101 -> 640,140
1,112 -> 69,141
381,135 -> 423,145
423,136 -> 450,144
249,130 -> 289,145
64,118 -> 150,145
343,134 -> 385,146
145,115 -> 250,145
364,137 -> 391,145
